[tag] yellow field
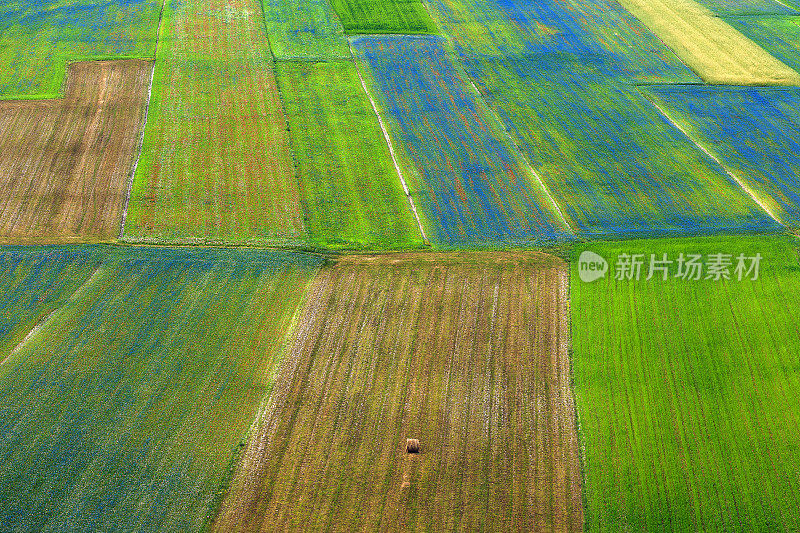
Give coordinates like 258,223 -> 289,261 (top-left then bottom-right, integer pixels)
617,0 -> 800,85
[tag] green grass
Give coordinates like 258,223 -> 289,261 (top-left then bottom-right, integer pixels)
329,0 -> 438,34
275,61 -> 424,249
0,245 -> 322,531
0,0 -> 161,98
572,235 -> 800,531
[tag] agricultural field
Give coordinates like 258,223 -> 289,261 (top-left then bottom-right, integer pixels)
645,85 -> 800,229
3,0 -> 800,529
425,0 -> 701,84
0,245 -> 322,531
275,61 -> 423,249
351,35 -> 573,247
572,235 -> 800,531
0,60 -> 151,244
0,246 -> 102,359
329,0 -> 437,34
616,0 -> 800,85
214,252 -> 582,532
0,0 -> 161,98
694,0 -> 797,14
259,0 -> 350,59
462,56 -> 781,238
124,0 -> 304,245
728,16 -> 800,73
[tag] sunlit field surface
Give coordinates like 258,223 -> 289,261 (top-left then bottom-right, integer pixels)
1,0 -> 800,529
572,236 -> 800,531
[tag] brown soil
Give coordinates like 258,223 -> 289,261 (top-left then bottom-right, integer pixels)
213,251 -> 583,532
0,59 -> 151,243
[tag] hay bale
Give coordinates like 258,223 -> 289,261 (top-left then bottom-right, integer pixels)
406,438 -> 420,454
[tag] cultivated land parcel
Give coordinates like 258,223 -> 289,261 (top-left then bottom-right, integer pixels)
214,253 -> 582,531
573,236 -> 800,531
2,0 -> 800,530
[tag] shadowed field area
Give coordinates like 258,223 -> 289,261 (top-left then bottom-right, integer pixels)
214,251 -> 582,532
0,60 -> 151,243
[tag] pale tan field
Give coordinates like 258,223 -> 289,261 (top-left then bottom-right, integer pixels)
214,252 -> 583,532
618,0 -> 800,85
0,60 -> 151,243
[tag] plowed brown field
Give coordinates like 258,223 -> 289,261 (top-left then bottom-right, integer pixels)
0,60 -> 151,243
214,252 -> 583,532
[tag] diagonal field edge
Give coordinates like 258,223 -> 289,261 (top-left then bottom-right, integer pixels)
400,2 -> 576,236
462,75 -> 575,235
349,42 -> 430,244
119,0 -> 167,239
0,266 -> 102,367
644,90 -> 784,225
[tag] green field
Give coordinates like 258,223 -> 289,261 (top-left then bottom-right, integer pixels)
259,0 -> 350,59
0,246 -> 322,531
0,0 -> 161,98
124,0 -> 304,245
572,235 -> 800,531
275,61 -> 423,249
329,0 -> 438,34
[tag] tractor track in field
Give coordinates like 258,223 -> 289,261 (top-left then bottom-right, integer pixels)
646,94 -> 783,225
350,44 -> 430,245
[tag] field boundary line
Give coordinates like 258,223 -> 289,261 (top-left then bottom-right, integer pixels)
119,0 -> 167,239
349,44 -> 430,244
1,308 -> 61,367
773,0 -> 796,11
646,93 -> 784,225
564,264 -> 590,529
205,266 -> 320,531
1,267 -> 102,366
